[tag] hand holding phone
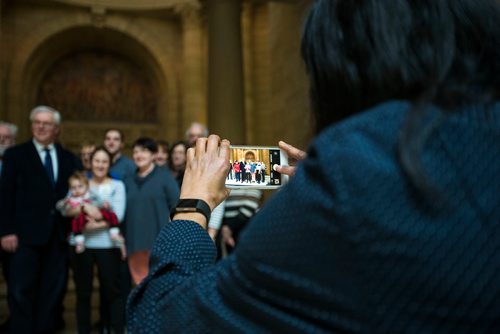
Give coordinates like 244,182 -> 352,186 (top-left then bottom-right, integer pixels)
272,141 -> 307,177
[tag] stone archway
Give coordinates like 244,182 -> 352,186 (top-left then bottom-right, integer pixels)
37,49 -> 159,124
22,25 -> 169,152
5,8 -> 182,151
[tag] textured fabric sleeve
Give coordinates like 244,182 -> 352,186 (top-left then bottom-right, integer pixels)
126,132 -> 359,333
127,219 -> 217,332
110,180 -> 126,222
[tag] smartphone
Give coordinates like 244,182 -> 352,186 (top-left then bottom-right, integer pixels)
226,145 -> 288,189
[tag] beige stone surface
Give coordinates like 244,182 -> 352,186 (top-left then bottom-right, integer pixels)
0,0 -> 312,152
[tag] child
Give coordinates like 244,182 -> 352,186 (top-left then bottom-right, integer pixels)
57,171 -> 123,253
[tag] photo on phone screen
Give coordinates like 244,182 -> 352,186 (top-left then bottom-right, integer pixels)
226,145 -> 288,189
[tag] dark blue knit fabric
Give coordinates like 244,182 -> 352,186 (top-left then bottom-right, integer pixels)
127,100 -> 500,333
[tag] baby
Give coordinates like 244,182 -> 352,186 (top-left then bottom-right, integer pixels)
57,171 -> 123,253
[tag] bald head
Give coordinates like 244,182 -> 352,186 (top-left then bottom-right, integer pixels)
185,122 -> 209,147
0,121 -> 18,157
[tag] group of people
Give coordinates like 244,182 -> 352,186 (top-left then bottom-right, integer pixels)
0,114 -> 257,333
1,0 -> 500,332
229,160 -> 266,184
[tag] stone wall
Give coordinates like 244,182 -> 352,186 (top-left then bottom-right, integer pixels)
0,0 -> 312,153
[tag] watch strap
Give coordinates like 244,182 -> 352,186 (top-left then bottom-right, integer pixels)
170,199 -> 211,222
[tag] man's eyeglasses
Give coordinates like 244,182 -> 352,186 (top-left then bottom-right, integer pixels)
32,121 -> 56,128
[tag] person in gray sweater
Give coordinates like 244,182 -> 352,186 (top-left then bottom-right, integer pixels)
124,137 -> 180,285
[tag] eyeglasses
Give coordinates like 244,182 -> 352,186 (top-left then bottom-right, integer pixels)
0,134 -> 13,140
32,120 -> 56,128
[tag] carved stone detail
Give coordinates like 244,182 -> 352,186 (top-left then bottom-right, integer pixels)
37,50 -> 158,123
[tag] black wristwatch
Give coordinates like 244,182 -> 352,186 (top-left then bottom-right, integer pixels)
170,199 -> 211,222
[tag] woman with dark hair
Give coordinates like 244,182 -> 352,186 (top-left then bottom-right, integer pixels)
66,146 -> 126,334
167,140 -> 188,187
128,1 -> 500,332
124,137 -> 179,285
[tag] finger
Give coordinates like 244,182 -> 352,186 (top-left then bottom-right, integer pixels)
206,134 -> 221,154
273,164 -> 296,177
7,242 -> 15,253
219,139 -> 230,160
186,147 -> 195,167
278,141 -> 307,161
195,137 -> 208,157
226,236 -> 235,247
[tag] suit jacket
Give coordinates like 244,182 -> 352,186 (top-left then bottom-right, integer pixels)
128,101 -> 500,333
0,140 -> 81,245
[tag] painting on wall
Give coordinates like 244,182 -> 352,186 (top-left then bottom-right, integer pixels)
37,50 -> 158,123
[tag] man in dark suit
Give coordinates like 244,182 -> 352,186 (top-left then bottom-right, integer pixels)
0,106 -> 81,333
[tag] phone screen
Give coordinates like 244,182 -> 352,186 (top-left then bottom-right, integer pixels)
226,145 -> 288,189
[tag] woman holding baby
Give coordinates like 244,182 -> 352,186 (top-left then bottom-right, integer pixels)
61,146 -> 126,334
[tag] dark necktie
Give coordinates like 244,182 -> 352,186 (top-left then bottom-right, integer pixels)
44,148 -> 55,187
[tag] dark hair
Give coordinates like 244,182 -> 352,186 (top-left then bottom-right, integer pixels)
132,137 -> 158,153
89,146 -> 113,176
156,140 -> 170,153
104,128 -> 125,142
168,140 -> 188,170
302,0 -> 500,193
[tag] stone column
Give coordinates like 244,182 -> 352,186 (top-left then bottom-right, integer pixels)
175,1 -> 206,132
207,0 -> 245,143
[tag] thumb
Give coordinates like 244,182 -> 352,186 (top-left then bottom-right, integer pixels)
273,164 -> 296,177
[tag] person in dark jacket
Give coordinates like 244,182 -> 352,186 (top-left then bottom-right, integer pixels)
128,0 -> 500,332
0,106 -> 81,333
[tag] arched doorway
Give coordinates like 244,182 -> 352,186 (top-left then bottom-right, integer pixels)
10,23 -> 178,153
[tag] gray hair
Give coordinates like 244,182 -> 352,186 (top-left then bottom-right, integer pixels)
0,121 -> 18,139
185,122 -> 209,138
29,105 -> 61,125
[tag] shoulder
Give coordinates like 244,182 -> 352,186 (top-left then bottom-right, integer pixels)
154,166 -> 176,181
110,178 -> 126,191
55,143 -> 75,156
122,156 -> 136,167
4,141 -> 33,156
55,143 -> 80,163
317,100 -> 410,145
296,100 -> 412,206
2,142 -> 36,166
312,100 -> 410,164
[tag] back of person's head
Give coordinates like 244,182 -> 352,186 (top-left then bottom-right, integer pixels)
302,0 -> 500,133
185,122 -> 209,147
132,137 -> 158,153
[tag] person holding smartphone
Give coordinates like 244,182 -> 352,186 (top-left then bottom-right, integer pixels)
128,0 -> 500,332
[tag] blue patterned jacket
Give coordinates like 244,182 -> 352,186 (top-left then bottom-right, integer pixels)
128,101 -> 500,333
